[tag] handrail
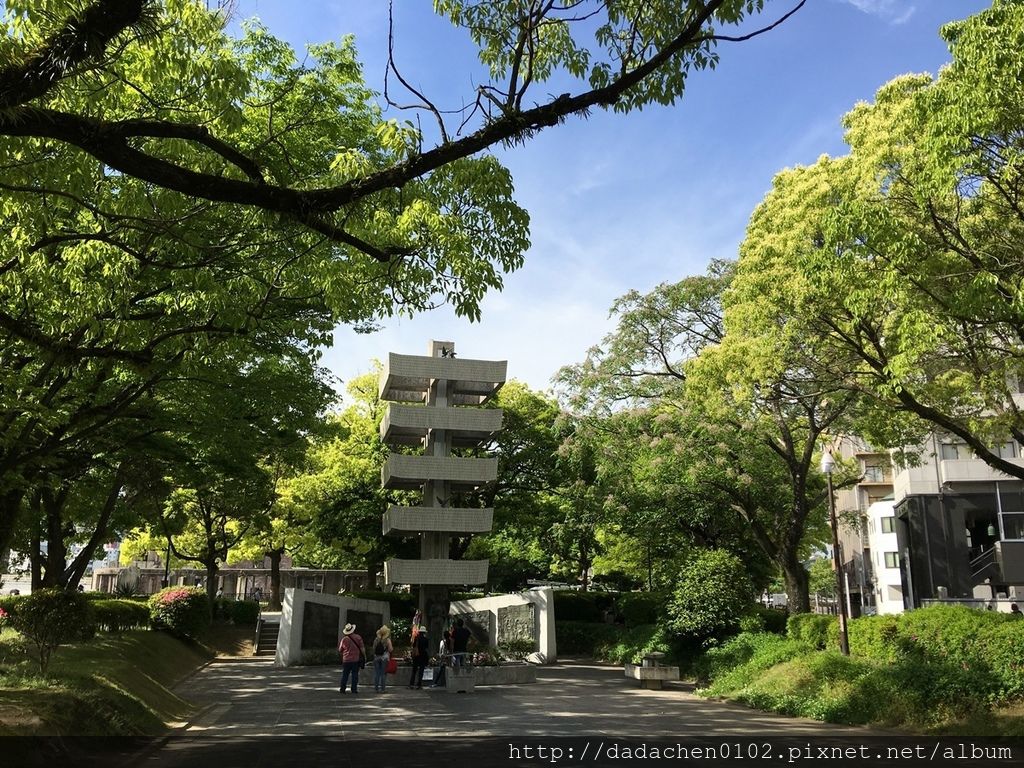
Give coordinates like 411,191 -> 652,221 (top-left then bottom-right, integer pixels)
253,616 -> 264,656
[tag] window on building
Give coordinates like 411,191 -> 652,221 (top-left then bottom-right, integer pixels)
997,441 -> 1018,459
867,491 -> 889,506
940,442 -> 963,460
884,552 -> 899,569
881,516 -> 896,533
1000,514 -> 1024,541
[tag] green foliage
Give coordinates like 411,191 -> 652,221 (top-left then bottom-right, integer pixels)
615,591 -> 664,627
554,621 -> 626,656
6,589 -> 96,673
213,598 -> 260,626
667,549 -> 754,641
92,600 -> 151,633
786,613 -> 836,650
497,639 -> 535,661
148,587 -> 210,640
696,631 -> 810,689
552,591 -> 614,622
846,606 -> 1024,702
113,582 -> 142,599
593,623 -> 676,666
742,605 -> 788,635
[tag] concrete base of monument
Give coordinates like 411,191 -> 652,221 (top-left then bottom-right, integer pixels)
624,662 -> 679,690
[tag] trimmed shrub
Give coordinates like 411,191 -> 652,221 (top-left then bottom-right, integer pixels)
149,586 -> 210,640
0,593 -> 23,616
6,588 -> 96,673
552,591 -> 613,622
787,612 -> 835,649
554,620 -> 623,655
844,605 -> 1024,703
615,592 -> 664,627
696,631 -> 811,689
593,623 -> 675,665
667,549 -> 754,641
226,598 -> 261,626
93,599 -> 150,633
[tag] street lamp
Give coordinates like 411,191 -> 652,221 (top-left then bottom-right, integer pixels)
820,450 -> 850,656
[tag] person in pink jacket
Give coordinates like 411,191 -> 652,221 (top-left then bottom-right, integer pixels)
338,623 -> 366,694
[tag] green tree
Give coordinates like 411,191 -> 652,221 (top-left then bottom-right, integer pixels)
725,2 -> 1024,478
560,262 -> 836,611
0,0 -> 806,557
666,548 -> 753,641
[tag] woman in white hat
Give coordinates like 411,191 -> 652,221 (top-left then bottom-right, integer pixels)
371,626 -> 393,692
338,622 -> 366,694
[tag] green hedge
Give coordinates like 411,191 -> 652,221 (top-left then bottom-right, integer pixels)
6,588 -> 96,673
838,605 -> 1024,703
149,586 -> 210,640
93,599 -> 150,633
213,598 -> 260,626
552,591 -> 614,622
615,592 -> 664,626
787,612 -> 836,649
554,620 -> 624,655
696,631 -> 810,689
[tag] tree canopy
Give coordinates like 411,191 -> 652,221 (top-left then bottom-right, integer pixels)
724,0 -> 1024,478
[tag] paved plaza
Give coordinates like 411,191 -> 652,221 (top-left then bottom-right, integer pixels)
124,658 -> 1016,767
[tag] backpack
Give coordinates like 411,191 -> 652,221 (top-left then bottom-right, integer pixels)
374,638 -> 387,657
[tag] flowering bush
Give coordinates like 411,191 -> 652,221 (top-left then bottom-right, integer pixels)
149,586 -> 210,639
0,606 -> 9,628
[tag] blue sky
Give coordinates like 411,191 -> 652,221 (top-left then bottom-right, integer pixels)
233,0 -> 991,395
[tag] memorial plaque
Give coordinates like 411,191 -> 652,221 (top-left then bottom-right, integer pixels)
345,610 -> 384,641
301,601 -> 341,650
497,603 -> 535,644
454,610 -> 492,645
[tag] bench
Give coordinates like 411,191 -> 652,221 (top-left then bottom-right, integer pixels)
624,652 -> 678,690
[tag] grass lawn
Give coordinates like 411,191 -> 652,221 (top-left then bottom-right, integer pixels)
0,628 -> 213,737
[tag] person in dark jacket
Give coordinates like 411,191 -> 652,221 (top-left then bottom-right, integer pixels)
408,626 -> 430,689
451,617 -> 472,668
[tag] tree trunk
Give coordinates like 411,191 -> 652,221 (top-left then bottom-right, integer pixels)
205,560 -> 219,620
0,487 -> 25,560
781,555 -> 811,614
268,548 -> 283,611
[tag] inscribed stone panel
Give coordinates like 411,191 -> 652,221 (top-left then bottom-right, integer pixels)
301,601 -> 341,650
345,610 -> 384,643
497,603 -> 535,644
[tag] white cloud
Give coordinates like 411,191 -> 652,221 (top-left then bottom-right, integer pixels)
837,0 -> 917,24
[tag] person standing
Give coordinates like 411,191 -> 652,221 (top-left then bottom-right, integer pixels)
408,626 -> 430,689
451,617 -> 472,668
372,626 -> 393,692
338,623 -> 366,694
431,629 -> 452,689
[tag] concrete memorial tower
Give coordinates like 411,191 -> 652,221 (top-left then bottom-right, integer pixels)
379,340 -> 506,647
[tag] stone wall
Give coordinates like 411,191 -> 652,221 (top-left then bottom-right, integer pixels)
449,587 -> 556,663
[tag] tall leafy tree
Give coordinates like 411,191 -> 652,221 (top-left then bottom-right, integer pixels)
0,0 -> 807,555
560,262 -> 838,610
725,2 -> 1024,477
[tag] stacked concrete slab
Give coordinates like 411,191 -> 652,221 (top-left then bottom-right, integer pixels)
379,340 -> 505,644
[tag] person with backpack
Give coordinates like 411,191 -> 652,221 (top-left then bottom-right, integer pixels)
338,623 -> 366,694
372,626 -> 394,692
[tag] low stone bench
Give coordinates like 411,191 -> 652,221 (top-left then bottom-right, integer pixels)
624,652 -> 678,690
